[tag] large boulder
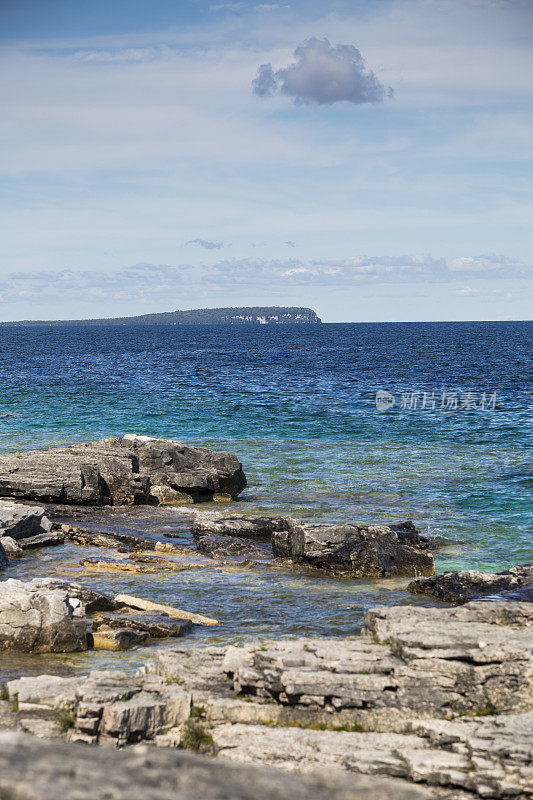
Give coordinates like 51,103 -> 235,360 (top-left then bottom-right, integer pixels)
0,435 -> 247,506
0,578 -> 87,652
29,579 -> 117,614
408,563 -> 533,603
272,520 -> 435,577
0,501 -> 54,541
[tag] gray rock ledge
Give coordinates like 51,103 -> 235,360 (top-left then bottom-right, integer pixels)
272,519 -> 435,578
0,731 -> 427,800
409,563 -> 533,603
0,435 -> 246,506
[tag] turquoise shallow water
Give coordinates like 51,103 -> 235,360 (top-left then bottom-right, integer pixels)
0,321 -> 531,678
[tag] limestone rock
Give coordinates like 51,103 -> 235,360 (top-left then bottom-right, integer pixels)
0,731 -> 428,800
272,519 -> 435,577
0,540 -> 7,567
0,501 -> 56,550
195,533 -> 267,560
92,612 -> 193,639
0,536 -> 22,558
223,601 -> 533,717
18,530 -> 65,550
408,563 -> 533,603
0,578 -> 87,652
0,434 -> 246,506
193,513 -> 294,539
213,714 -> 533,798
6,670 -> 191,745
31,579 -> 117,614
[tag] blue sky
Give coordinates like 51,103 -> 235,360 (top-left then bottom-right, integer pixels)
0,0 -> 532,321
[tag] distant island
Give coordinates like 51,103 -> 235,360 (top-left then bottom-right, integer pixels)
0,306 -> 322,327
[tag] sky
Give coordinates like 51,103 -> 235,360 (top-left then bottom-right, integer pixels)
0,0 -> 532,322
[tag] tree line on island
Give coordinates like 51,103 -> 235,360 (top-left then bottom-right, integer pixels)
0,306 -> 322,326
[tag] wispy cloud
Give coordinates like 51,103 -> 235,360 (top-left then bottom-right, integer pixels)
253,37 -> 393,105
187,238 -> 224,250
207,253 -> 531,285
0,254 -> 529,318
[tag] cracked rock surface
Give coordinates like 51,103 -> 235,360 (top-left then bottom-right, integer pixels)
0,731 -> 429,800
409,564 -> 533,603
0,578 -> 87,653
1,599 -> 531,798
0,434 -> 246,506
271,519 -> 436,577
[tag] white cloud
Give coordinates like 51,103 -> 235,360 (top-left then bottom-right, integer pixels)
187,238 -> 224,250
253,37 -> 392,105
0,252 -> 529,311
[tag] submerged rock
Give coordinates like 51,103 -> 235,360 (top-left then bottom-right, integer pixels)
0,578 -> 87,653
195,532 -> 267,560
89,628 -> 149,650
408,563 -> 533,603
272,519 -> 435,578
0,434 -> 246,506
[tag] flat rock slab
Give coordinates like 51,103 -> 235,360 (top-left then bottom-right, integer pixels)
222,600 -> 533,718
195,533 -> 268,560
272,519 -> 435,578
0,501 -> 52,540
213,714 -> 533,799
18,530 -> 64,549
6,670 -> 192,744
0,732 -> 429,800
92,612 -> 193,638
0,434 -> 246,506
409,563 -> 533,603
193,513 -> 294,539
0,578 -> 87,653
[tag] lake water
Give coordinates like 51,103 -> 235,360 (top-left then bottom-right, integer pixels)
0,321 -> 531,678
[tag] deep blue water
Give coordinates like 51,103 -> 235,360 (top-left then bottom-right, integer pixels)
0,321 -> 531,676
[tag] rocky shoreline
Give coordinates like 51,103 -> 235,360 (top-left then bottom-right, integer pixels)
0,435 -> 531,799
